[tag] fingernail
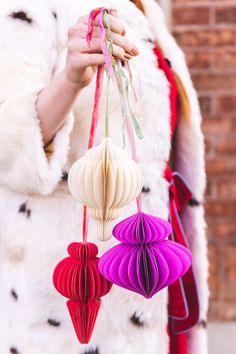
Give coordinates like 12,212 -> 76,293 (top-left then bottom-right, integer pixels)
110,9 -> 118,16
131,46 -> 139,55
124,53 -> 132,60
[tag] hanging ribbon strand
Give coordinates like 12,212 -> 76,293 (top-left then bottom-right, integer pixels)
100,10 -> 143,214
102,11 -> 143,142
88,9 -> 143,143
114,61 -> 142,211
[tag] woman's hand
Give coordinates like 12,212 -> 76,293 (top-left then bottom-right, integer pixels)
37,10 -> 139,145
65,10 -> 139,89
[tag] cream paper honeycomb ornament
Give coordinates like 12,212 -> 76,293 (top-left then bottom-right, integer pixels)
68,138 -> 143,241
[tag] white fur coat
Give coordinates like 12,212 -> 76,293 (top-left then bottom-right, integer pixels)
0,1 -> 208,354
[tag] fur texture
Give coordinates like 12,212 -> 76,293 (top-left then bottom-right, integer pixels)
0,1 -> 208,354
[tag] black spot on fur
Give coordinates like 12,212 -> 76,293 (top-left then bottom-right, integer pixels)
9,11 -> 33,24
10,289 -> 18,301
84,349 -> 99,354
165,58 -> 172,68
18,203 -> 27,213
130,312 -> 145,327
144,37 -> 155,44
142,186 -> 150,194
189,198 -> 200,207
18,202 -> 31,218
10,348 -> 19,354
52,11 -> 57,20
199,320 -> 207,329
61,171 -> 68,181
47,318 -> 61,327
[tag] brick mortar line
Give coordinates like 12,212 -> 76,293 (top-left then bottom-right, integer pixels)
174,25 -> 236,31
206,177 -> 236,182
210,4 -> 216,26
207,152 -> 236,157
196,89 -> 236,95
204,130 -> 236,134
204,135 -> 236,141
206,172 -> 236,176
205,149 -> 236,157
203,129 -> 236,135
199,91 -> 236,97
173,1 -> 236,9
204,178 -> 236,185
203,115 -> 236,120
205,144 -> 236,153
207,135 -> 236,143
206,134 -> 236,140
208,242 -> 236,248
208,230 -> 236,235
219,242 -> 226,302
207,222 -> 236,227
205,156 -> 236,161
210,179 -> 217,200
207,216 -> 236,221
203,180 -> 236,185
207,237 -> 236,244
203,118 -> 236,122
178,46 -> 236,52
190,69 -> 236,74
206,157 -> 236,162
203,124 -> 236,130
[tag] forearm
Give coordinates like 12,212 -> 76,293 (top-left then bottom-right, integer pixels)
37,69 -> 82,145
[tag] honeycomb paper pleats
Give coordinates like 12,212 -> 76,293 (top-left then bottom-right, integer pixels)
68,138 -> 144,240
99,212 -> 192,298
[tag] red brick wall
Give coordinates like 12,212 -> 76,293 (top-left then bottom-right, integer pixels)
172,0 -> 236,321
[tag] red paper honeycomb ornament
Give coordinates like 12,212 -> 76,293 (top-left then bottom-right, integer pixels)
53,242 -> 112,343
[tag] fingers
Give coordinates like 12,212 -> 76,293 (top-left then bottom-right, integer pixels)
83,24 -> 139,56
75,24 -> 101,39
112,33 -> 139,56
73,14 -> 138,55
80,54 -> 106,67
68,27 -> 139,58
79,13 -> 125,35
69,38 -> 129,61
102,14 -> 125,35
67,11 -> 139,66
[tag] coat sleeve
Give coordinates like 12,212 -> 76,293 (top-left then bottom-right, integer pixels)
0,2 -> 74,195
142,1 -> 209,353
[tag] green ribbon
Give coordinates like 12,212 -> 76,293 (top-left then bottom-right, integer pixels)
102,11 -> 144,144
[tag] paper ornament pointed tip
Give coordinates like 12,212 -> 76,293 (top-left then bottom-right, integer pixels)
96,218 -> 115,242
67,299 -> 101,344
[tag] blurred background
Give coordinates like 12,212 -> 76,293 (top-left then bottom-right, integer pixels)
159,0 -> 236,353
